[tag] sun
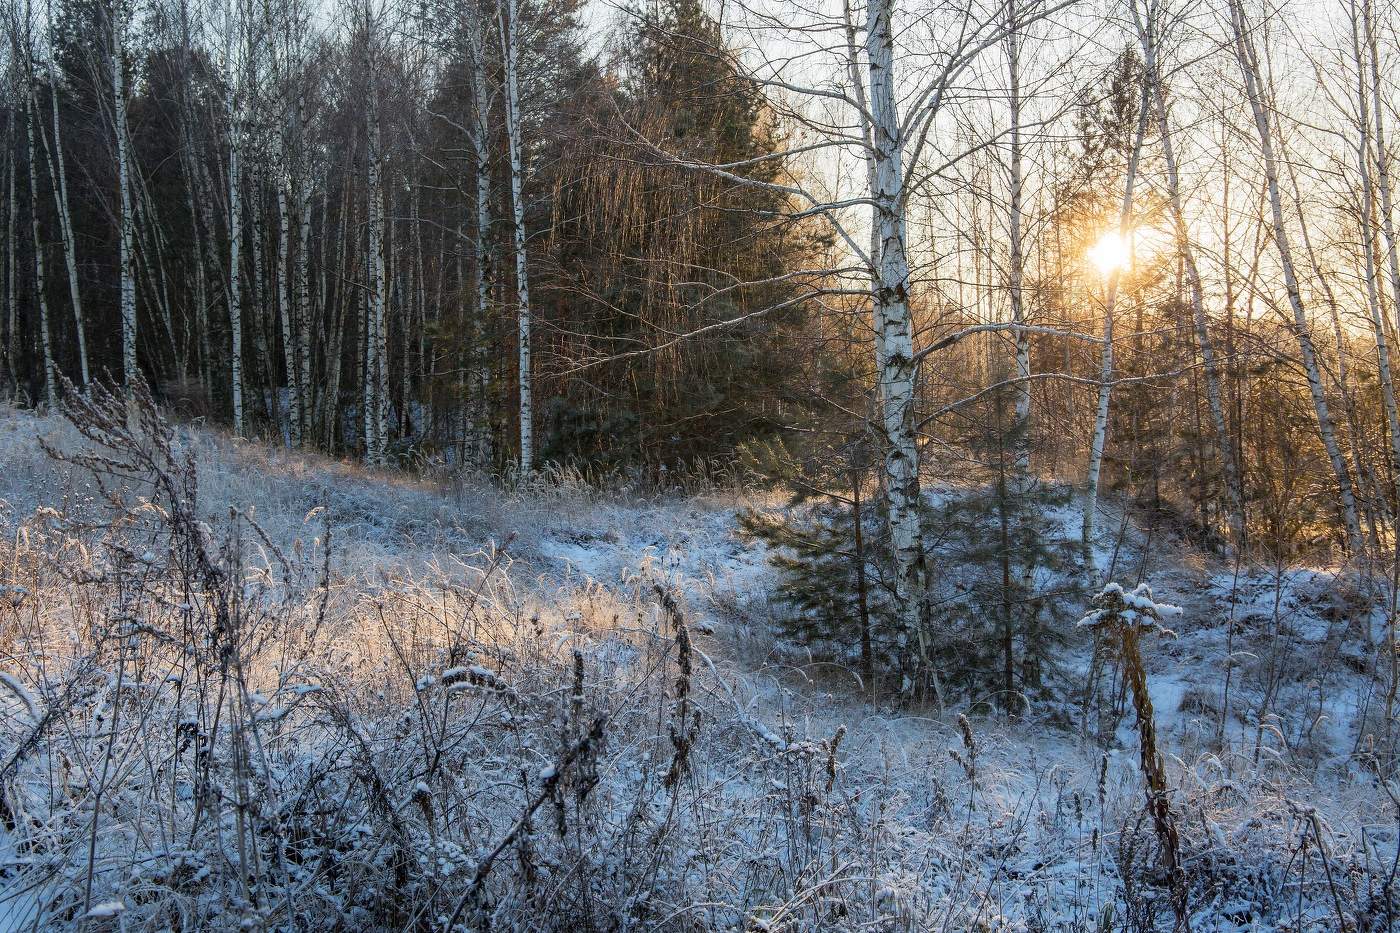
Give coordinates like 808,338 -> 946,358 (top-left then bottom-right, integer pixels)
1088,229 -> 1132,276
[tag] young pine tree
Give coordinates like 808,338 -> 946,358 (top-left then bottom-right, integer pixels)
737,435 -> 898,685
930,371 -> 1081,712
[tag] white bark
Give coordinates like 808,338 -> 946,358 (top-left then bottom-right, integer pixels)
867,0 -> 929,656
112,1 -> 137,384
277,171 -> 300,446
39,64 -> 86,387
1081,75 -> 1150,564
365,76 -> 389,465
1364,1 -> 1400,472
1348,0 -> 1400,508
24,90 -> 56,409
408,184 -> 424,436
4,118 -> 16,393
324,182 -> 348,445
276,5 -> 309,446
297,186 -> 312,438
226,1 -> 245,436
500,0 -> 532,470
1226,0 -> 1365,555
250,166 -> 271,409
469,11 -> 493,467
1006,3 -> 1031,490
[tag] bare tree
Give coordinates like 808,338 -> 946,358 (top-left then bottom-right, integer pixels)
468,3 -> 493,467
111,0 -> 138,385
22,76 -> 55,407
498,0 -> 531,469
1226,0 -> 1365,556
1131,0 -> 1243,543
37,0 -> 86,387
225,0 -> 247,434
1080,58 -> 1149,565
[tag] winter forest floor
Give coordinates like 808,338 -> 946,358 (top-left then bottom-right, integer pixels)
0,399 -> 1397,931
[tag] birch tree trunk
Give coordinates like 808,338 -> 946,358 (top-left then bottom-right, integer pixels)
469,15 -> 494,467
1227,0 -> 1365,556
1081,77 -> 1150,565
228,137 -> 246,434
365,78 -> 389,465
1282,147 -> 1378,546
4,118 -> 16,395
24,90 -> 56,409
40,68 -> 87,388
251,169 -> 274,415
324,178 -> 350,446
112,0 -> 138,384
297,185 -> 312,438
1001,2 -> 1036,687
1132,0 -> 1243,543
226,4 -> 246,436
1363,1 -> 1400,493
1348,0 -> 1400,509
403,183 -> 420,437
500,0 -> 532,470
1006,2 -> 1032,493
277,169 -> 301,445
288,0 -> 312,443
866,0 -> 931,668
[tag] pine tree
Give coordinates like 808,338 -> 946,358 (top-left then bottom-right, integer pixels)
538,0 -> 822,470
931,373 -> 1081,710
738,435 -> 898,684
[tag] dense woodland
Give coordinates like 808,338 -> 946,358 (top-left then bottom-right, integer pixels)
7,0 -> 1400,553
1,0 -> 825,471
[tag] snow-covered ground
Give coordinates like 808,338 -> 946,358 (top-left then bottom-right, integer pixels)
0,404 -> 1394,930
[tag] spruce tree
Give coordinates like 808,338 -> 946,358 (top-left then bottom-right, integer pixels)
738,434 -> 898,683
929,368 -> 1081,711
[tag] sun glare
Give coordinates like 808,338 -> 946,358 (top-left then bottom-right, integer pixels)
1088,229 -> 1132,276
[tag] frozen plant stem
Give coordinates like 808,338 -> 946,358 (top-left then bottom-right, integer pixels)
1079,583 -> 1190,930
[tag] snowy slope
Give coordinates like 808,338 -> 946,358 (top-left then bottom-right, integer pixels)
0,407 -> 1393,930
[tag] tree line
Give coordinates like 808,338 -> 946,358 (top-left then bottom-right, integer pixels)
0,0 -> 819,469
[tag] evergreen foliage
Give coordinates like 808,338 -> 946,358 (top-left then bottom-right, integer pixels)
738,435 -> 898,681
539,0 -> 825,470
928,374 -> 1082,709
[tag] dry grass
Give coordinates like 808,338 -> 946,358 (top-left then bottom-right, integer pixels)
0,389 -> 1394,931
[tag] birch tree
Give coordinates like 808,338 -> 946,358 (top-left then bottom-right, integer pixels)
468,4 -> 493,466
225,0 -> 246,435
498,0 -> 531,470
1080,63 -> 1149,565
273,0 -> 313,446
3,108 -> 15,395
608,0 -> 1079,681
1226,0 -> 1365,556
1344,0 -> 1400,510
39,0 -> 85,387
864,0 -> 927,655
23,78 -> 56,407
363,3 -> 389,465
1363,0 -> 1400,366
1005,0 -> 1032,495
111,0 -> 137,384
1130,0 -> 1243,542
